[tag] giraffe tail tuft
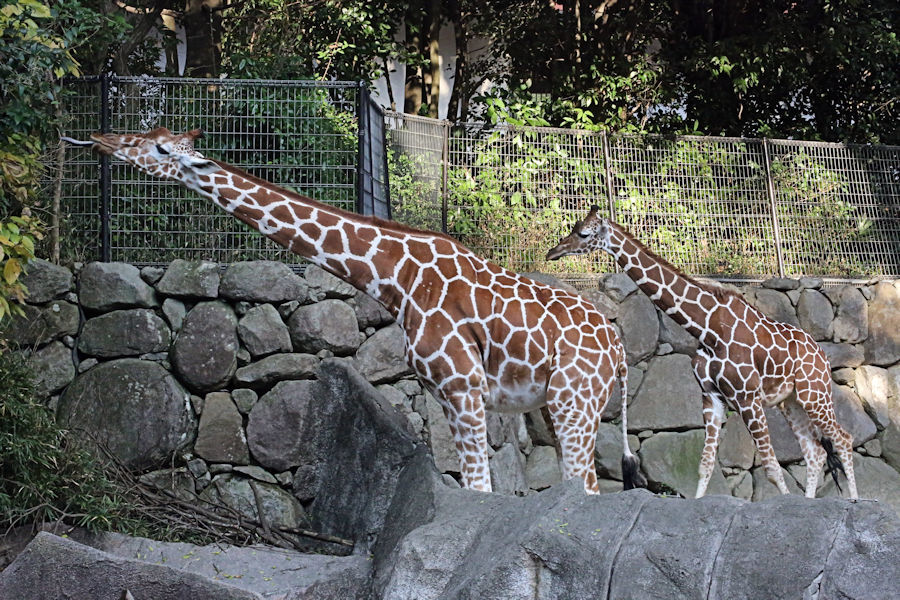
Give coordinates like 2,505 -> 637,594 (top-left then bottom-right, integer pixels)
617,364 -> 646,491
622,453 -> 646,491
821,437 -> 846,494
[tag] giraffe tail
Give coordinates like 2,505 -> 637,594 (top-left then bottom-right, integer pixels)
618,365 -> 646,491
821,437 -> 846,494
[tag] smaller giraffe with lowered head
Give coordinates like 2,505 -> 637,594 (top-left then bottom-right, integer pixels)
547,207 -> 857,499
63,129 -> 644,495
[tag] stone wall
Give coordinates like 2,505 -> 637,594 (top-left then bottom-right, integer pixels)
6,260 -> 900,532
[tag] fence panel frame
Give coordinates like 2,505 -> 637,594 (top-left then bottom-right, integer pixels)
385,111 -> 899,285
59,75 -> 388,266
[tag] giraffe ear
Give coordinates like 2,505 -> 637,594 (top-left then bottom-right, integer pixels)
181,155 -> 221,175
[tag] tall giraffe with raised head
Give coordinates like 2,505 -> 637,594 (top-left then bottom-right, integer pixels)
64,128 -> 643,494
547,206 -> 857,499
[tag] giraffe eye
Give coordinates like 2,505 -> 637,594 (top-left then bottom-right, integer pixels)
576,231 -> 589,239
155,144 -> 170,155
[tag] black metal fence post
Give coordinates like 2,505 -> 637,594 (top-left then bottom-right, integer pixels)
441,121 -> 450,233
99,72 -> 112,262
601,132 -> 616,221
762,139 -> 786,277
356,81 -> 367,216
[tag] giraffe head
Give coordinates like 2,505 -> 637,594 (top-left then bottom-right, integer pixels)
64,127 -> 221,182
546,205 -> 612,260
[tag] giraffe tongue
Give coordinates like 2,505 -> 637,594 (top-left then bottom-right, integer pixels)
59,136 -> 94,147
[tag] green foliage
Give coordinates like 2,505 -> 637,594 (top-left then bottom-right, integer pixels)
770,151 -> 877,277
404,101 -> 883,279
0,213 -> 43,320
388,148 -> 443,232
0,352 -> 134,532
465,0 -> 898,143
220,0 -> 413,82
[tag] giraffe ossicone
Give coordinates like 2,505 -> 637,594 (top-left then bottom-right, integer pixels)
547,206 -> 858,500
64,128 -> 645,495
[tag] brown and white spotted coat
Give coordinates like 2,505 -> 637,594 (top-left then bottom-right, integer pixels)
74,128 -> 641,494
548,207 -> 857,499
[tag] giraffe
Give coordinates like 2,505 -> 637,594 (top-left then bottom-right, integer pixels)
546,206 -> 858,500
62,128 -> 644,494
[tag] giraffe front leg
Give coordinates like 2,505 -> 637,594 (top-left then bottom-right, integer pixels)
438,389 -> 492,492
738,397 -> 791,495
695,391 -> 726,498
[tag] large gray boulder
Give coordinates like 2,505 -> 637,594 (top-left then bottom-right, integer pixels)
234,352 -> 319,388
830,285 -> 868,343
172,301 -> 238,392
156,259 -> 220,298
25,340 -> 75,396
2,300 -> 78,347
81,531 -> 371,600
628,353 -> 704,431
371,474 -> 900,600
19,259 -> 73,303
220,261 -> 308,303
819,341 -> 865,368
796,288 -> 834,340
237,303 -> 292,358
303,360 -> 423,543
200,474 -> 305,531
347,290 -> 394,329
854,365 -> 894,428
617,292 -> 659,363
0,533 -> 261,600
305,263 -> 357,300
246,379 -> 321,472
862,281 -> 900,366
58,359 -> 195,470
743,288 -> 800,327
78,308 -> 171,357
355,323 -> 414,383
248,360 -> 423,544
78,262 -> 158,310
638,429 -> 729,496
194,392 -> 250,465
288,299 -> 361,355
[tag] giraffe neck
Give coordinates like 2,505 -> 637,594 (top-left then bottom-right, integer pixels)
607,222 -> 723,346
189,161 -> 425,317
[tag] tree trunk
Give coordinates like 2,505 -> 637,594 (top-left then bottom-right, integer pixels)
111,0 -> 167,75
426,0 -> 442,118
183,0 -> 223,77
446,0 -> 466,122
403,11 -> 424,115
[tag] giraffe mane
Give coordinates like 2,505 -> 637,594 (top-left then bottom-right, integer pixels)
211,160 -> 466,247
610,220 -> 742,302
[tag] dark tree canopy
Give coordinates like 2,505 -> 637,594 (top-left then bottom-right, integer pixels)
61,0 -> 900,143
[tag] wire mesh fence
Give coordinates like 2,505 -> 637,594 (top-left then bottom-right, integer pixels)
386,112 -> 900,285
57,75 -> 388,265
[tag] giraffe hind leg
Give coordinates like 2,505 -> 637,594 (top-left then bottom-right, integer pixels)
778,396 -> 826,498
796,376 -> 858,499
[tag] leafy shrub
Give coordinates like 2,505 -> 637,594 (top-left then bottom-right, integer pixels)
0,352 -> 134,532
0,213 -> 43,321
